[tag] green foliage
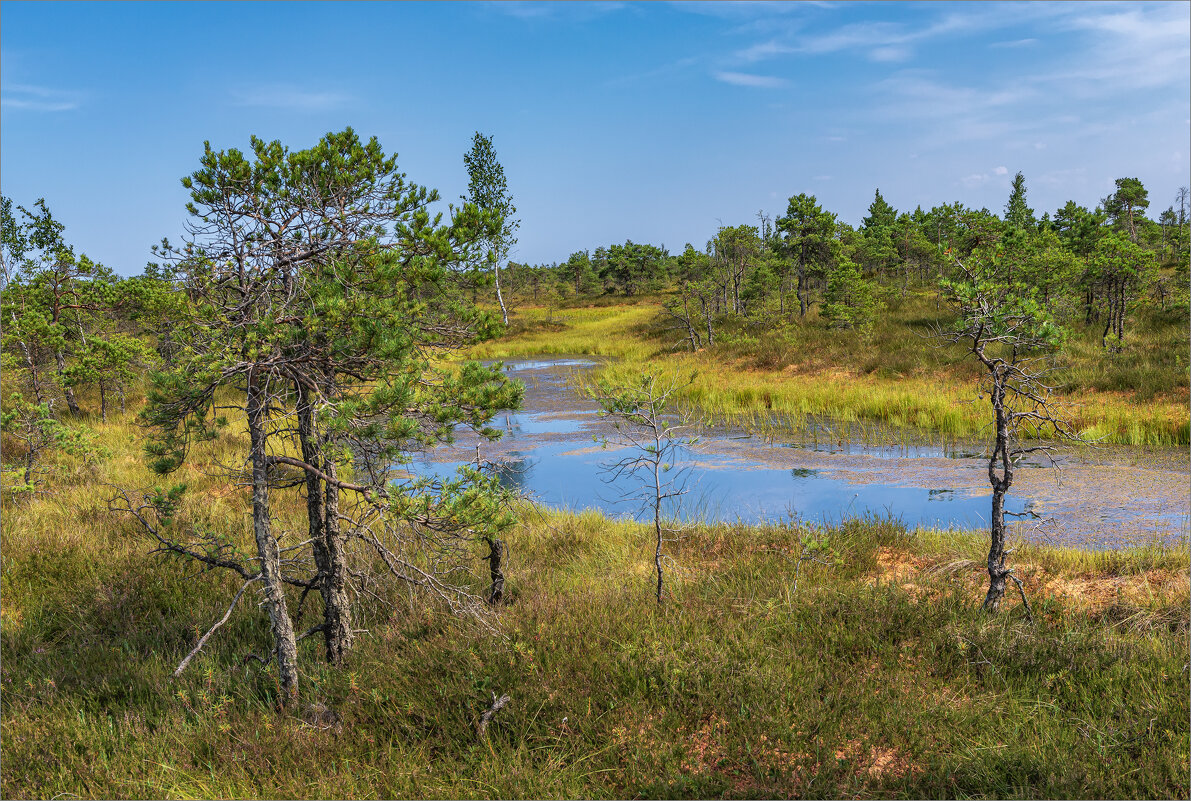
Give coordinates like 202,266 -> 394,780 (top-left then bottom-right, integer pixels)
1,394 -> 101,496
821,257 -> 878,330
1103,177 -> 1150,241
1004,171 -> 1036,230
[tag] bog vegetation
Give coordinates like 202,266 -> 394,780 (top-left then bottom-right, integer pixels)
1,129 -> 1188,798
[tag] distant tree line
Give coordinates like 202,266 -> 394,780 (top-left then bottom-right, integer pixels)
497,175 -> 1188,350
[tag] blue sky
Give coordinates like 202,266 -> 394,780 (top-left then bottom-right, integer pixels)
2,1 -> 1188,275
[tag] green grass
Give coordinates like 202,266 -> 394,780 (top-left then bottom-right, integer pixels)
466,292 -> 1189,446
2,402 -> 1188,798
2,300 -> 1188,799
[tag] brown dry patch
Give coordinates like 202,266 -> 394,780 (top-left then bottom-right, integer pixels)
1031,566 -> 1190,619
680,713 -> 730,774
871,547 -> 930,582
834,738 -> 920,782
0,603 -> 23,632
677,716 -> 813,796
864,547 -> 943,603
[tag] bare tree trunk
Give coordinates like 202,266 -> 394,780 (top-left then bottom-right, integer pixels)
681,294 -> 699,351
55,350 -> 80,416
99,383 -> 107,423
486,537 -> 505,604
247,370 -> 299,701
495,263 -> 508,326
19,340 -> 45,405
653,447 -> 664,604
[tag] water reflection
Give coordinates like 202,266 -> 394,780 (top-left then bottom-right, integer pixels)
412,403 -> 1029,528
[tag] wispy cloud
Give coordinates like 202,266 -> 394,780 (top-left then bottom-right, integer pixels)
757,13 -> 981,63
714,71 -> 788,88
737,40 -> 796,62
606,56 -> 701,88
1,83 -> 81,112
730,4 -> 1080,65
232,85 -> 352,111
485,1 -> 625,21
1040,3 -> 1190,92
989,37 -> 1038,49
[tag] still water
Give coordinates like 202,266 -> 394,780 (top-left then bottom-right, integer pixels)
409,358 -> 1032,529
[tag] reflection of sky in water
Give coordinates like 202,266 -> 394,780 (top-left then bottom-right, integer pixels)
491,411 -> 587,436
411,438 -> 1030,529
404,358 -> 1186,544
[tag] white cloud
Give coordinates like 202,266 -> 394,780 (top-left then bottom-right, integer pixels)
869,46 -> 911,62
232,85 -> 352,111
485,1 -> 625,21
994,166 -> 1009,175
1,83 -> 81,112
714,71 -> 789,88
736,40 -> 796,62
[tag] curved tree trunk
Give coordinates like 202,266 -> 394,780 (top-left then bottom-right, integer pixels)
982,384 -> 1013,612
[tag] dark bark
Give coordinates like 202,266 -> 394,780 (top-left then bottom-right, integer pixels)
296,382 -> 353,665
981,375 -> 1013,611
486,538 -> 505,605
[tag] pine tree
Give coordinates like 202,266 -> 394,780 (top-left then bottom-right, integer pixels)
1004,172 -> 1036,230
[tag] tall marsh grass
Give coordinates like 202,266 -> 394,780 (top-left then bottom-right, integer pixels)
470,301 -> 1189,446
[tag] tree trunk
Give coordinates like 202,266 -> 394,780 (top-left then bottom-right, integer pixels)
99,383 -> 107,423
19,338 -> 45,405
55,350 -> 80,416
486,538 -> 505,604
982,387 -> 1013,612
495,263 -> 509,326
322,459 -> 353,665
653,438 -> 664,604
247,369 -> 300,701
296,382 -> 353,666
982,484 -> 1009,611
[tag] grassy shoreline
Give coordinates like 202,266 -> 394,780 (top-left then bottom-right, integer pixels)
464,302 -> 1189,447
3,473 -> 1187,798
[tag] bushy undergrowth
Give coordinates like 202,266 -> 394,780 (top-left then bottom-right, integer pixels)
3,440 -> 1188,799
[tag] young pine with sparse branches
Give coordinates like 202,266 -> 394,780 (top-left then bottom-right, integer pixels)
937,246 -> 1083,615
591,372 -> 697,603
